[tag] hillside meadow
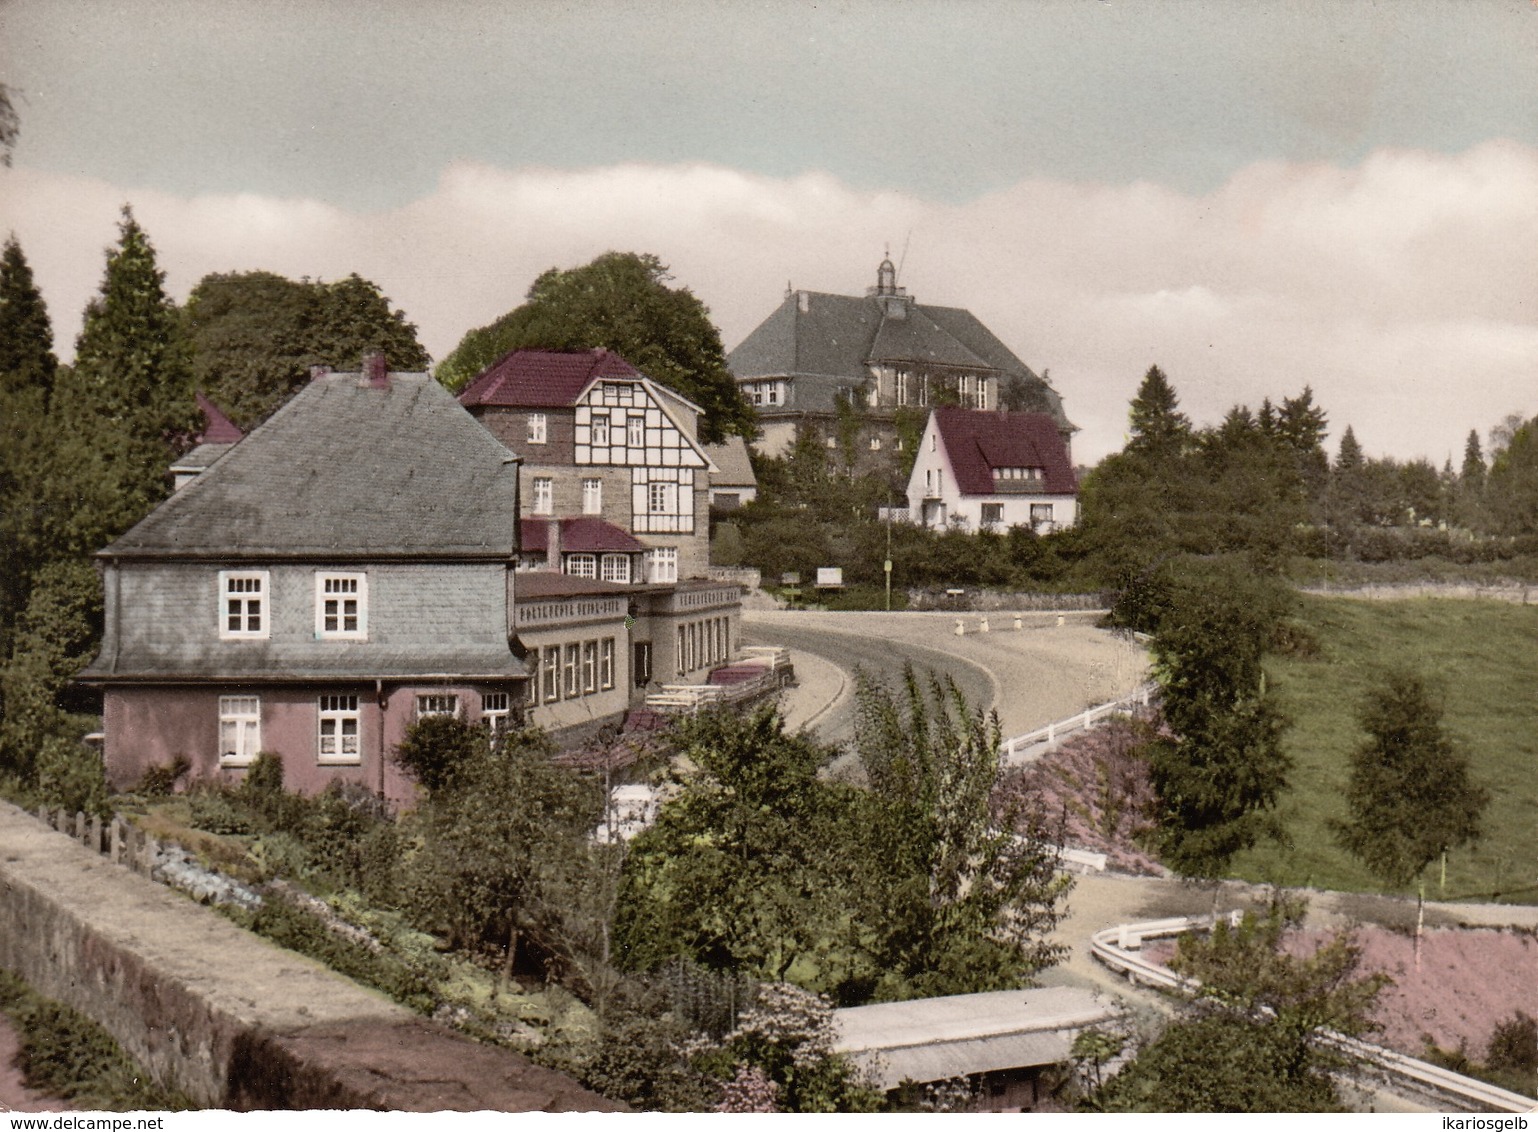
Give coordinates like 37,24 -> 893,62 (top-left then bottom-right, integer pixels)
1227,595 -> 1538,902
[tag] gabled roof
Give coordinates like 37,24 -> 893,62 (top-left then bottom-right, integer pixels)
194,392 -> 245,444
728,286 -> 1072,430
459,348 -> 646,409
519,517 -> 646,555
933,407 -> 1078,495
107,372 -> 522,559
702,436 -> 757,488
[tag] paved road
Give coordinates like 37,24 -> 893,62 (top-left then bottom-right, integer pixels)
740,620 -> 996,747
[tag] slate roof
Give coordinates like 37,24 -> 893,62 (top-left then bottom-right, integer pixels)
458,348 -> 646,409
702,436 -> 757,488
519,517 -> 646,554
727,288 -> 1070,428
933,407 -> 1078,496
106,372 -> 522,559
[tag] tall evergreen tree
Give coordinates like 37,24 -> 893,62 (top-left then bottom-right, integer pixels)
1460,429 -> 1486,486
0,235 -> 58,399
0,235 -> 61,660
1126,365 -> 1191,460
67,206 -> 197,523
1144,560 -> 1293,877
1334,425 -> 1363,472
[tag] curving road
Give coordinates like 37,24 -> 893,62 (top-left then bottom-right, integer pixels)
739,619 -> 997,747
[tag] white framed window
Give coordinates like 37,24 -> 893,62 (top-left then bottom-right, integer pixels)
646,547 -> 678,583
825,436 -> 837,449
920,375 -> 930,407
582,641 -> 598,694
981,503 -> 1005,528
219,572 -> 269,639
600,638 -> 615,690
582,478 -> 602,515
541,646 -> 560,703
532,477 -> 554,515
483,691 -> 511,735
563,643 -> 580,698
869,436 -> 882,451
648,481 -> 676,515
218,696 -> 261,766
626,415 -> 644,448
527,413 -> 547,444
317,695 -> 360,764
1031,503 -> 1055,523
315,573 -> 367,639
591,416 -> 609,446
566,553 -> 597,579
975,376 -> 990,409
416,693 -> 458,718
896,370 -> 909,406
600,553 -> 631,584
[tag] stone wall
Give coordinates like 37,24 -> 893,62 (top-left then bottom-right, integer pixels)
0,801 -> 621,1111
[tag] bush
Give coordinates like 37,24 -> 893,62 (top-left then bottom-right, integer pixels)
137,755 -> 189,796
1488,1010 -> 1538,1075
394,714 -> 484,794
34,735 -> 110,817
186,788 -> 254,835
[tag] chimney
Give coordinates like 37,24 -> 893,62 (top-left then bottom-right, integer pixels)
361,352 -> 388,389
546,518 -> 562,572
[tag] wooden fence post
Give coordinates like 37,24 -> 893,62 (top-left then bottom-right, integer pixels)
110,818 -> 124,864
89,814 -> 102,855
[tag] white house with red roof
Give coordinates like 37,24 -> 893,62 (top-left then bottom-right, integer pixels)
906,407 -> 1079,533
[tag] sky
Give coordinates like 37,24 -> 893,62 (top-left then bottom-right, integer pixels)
1,0 -> 1535,466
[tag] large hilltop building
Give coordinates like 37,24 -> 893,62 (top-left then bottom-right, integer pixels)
728,259 -> 1075,462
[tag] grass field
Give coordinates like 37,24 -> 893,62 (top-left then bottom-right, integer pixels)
1227,595 -> 1538,903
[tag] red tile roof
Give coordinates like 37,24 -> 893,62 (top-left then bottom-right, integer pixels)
194,392 -> 244,444
933,407 -> 1077,495
519,517 -> 646,554
459,348 -> 645,409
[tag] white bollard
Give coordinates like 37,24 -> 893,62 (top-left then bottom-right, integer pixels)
1056,614 -> 1065,628
955,619 -> 965,636
1013,614 -> 1022,631
980,617 -> 990,633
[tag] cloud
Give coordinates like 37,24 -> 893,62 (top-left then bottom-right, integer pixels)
3,140 -> 1533,466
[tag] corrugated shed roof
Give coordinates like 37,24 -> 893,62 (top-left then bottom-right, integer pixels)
106,372 -> 521,559
519,517 -> 646,554
934,407 -> 1078,495
458,348 -> 645,409
702,436 -> 757,487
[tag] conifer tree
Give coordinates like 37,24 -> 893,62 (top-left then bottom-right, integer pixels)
1460,429 -> 1486,486
1334,425 -> 1363,472
0,235 -> 58,399
67,206 -> 197,523
1126,365 -> 1191,460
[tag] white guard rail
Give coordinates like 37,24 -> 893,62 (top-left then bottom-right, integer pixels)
1090,915 -> 1538,1114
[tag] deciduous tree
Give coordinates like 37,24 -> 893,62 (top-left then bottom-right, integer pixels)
854,667 -> 1069,999
436,252 -> 755,444
187,270 -> 430,429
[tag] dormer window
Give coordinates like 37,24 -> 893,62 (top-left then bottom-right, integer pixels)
991,466 -> 1045,481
